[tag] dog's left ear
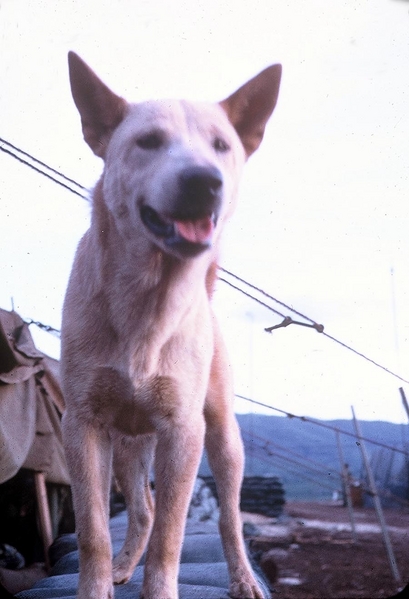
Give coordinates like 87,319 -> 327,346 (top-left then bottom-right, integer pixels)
220,64 -> 282,158
68,51 -> 127,158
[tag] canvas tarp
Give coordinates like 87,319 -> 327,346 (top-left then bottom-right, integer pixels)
0,308 -> 69,485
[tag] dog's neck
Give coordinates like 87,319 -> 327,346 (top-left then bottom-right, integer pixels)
85,178 -> 218,357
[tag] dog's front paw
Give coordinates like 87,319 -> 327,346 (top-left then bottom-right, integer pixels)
112,559 -> 134,585
229,573 -> 265,599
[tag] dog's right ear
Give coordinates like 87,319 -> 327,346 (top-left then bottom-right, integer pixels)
68,52 -> 127,158
220,64 -> 282,159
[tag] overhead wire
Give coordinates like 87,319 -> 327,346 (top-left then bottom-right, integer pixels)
236,393 -> 409,457
243,443 -> 342,494
242,429 -> 409,506
242,427 -> 343,477
220,266 -> 317,325
2,137 -> 408,384
0,136 -> 89,201
219,267 -> 409,385
218,276 -> 286,319
241,430 -> 342,481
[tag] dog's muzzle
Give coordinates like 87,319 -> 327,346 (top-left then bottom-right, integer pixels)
140,166 -> 223,258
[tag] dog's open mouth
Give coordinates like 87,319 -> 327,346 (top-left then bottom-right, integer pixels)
140,205 -> 216,257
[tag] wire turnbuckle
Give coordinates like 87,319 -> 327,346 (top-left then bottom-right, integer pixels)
265,316 -> 324,334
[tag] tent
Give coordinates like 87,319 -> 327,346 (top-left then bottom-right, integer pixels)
0,309 -> 70,567
0,308 -> 68,486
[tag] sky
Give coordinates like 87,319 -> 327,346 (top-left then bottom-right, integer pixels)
1,0 -> 409,424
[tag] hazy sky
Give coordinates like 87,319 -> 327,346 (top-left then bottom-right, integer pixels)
1,0 -> 408,423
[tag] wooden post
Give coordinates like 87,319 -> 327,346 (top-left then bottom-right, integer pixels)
49,486 -> 60,539
335,430 -> 358,543
351,406 -> 401,585
34,472 -> 53,571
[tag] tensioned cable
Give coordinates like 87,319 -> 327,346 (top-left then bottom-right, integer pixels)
220,266 -> 316,324
220,268 -> 409,385
236,393 -> 409,457
218,276 -> 286,318
25,315 -> 409,458
242,435 -> 409,506
0,137 -> 89,200
0,137 -> 88,190
242,430 -> 342,481
27,309 -> 406,458
2,137 -> 408,385
242,439 -> 342,494
22,317 -> 409,460
242,427 -> 342,477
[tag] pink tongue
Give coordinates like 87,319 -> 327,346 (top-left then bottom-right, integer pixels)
175,217 -> 214,244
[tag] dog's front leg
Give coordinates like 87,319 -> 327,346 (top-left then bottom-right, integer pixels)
205,411 -> 265,599
141,414 -> 206,599
205,320 -> 266,599
62,411 -> 114,599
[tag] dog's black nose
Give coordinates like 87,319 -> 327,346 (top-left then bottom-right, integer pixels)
179,166 -> 223,199
176,166 -> 223,220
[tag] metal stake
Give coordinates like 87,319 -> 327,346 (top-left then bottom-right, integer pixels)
351,406 -> 401,585
399,387 -> 409,422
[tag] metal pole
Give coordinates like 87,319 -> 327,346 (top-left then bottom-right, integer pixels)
351,406 -> 401,585
398,388 -> 409,502
399,387 -> 409,422
335,430 -> 358,543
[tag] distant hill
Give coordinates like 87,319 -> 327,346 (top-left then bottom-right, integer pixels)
199,414 -> 409,501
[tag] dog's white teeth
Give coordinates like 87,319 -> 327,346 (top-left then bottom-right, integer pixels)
175,217 -> 215,244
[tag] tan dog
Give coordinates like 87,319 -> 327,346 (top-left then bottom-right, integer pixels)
61,52 -> 281,599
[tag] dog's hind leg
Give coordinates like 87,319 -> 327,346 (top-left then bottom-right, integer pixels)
62,411 -> 114,599
204,318 -> 265,599
112,433 -> 156,584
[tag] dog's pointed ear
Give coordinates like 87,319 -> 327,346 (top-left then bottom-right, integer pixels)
68,52 -> 127,158
220,64 -> 282,158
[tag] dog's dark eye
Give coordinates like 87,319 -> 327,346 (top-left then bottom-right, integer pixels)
136,132 -> 163,150
213,137 -> 230,153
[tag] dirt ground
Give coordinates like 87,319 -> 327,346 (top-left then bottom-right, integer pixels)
247,501 -> 409,599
